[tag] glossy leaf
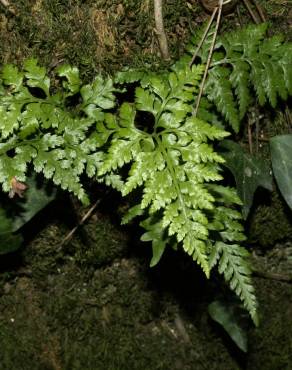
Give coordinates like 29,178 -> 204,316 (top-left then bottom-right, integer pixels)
208,300 -> 248,352
270,134 -> 292,210
220,140 -> 273,218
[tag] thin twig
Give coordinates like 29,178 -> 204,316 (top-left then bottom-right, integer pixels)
153,0 -> 170,60
59,198 -> 102,247
251,0 -> 266,22
236,3 -> 243,27
193,0 -> 224,116
248,122 -> 253,154
189,8 -> 218,68
255,119 -> 259,153
242,0 -> 260,24
253,270 -> 292,283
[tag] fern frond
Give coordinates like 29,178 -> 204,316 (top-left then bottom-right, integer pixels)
0,61 -> 116,203
213,241 -> 258,326
184,23 -> 292,131
100,64 -> 248,281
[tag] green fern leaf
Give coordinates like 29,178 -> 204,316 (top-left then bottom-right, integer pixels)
140,216 -> 169,267
1,64 -> 24,90
0,61 -> 116,203
24,59 -> 50,96
100,64 -> 247,280
214,241 -> 258,326
206,67 -> 240,132
56,64 -> 81,94
184,23 -> 291,131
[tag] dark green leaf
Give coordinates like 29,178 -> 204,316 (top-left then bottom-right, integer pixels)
12,175 -> 57,231
0,209 -> 22,255
208,300 -> 248,352
270,134 -> 292,210
220,140 -> 272,218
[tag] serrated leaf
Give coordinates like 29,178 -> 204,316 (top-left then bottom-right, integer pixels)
214,241 -> 258,326
24,59 -> 50,96
140,217 -> 168,267
57,64 -> 81,94
81,75 -> 115,110
1,65 -> 24,89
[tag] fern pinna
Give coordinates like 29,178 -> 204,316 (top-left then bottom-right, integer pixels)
98,64 -> 258,324
0,60 -> 115,204
179,23 -> 292,132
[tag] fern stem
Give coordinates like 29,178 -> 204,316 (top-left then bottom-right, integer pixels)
189,8 -> 218,68
155,134 -> 188,222
242,0 -> 260,24
193,0 -> 224,117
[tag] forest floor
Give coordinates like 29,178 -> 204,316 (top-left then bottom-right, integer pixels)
0,0 -> 292,369
0,194 -> 292,370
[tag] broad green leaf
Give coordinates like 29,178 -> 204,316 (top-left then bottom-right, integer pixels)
270,134 -> 292,210
208,300 -> 248,352
220,140 -> 272,218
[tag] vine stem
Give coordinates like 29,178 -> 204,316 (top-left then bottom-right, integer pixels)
193,0 -> 224,117
153,0 -> 170,60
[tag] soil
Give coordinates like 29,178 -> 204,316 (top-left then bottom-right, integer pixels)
0,1 -> 292,369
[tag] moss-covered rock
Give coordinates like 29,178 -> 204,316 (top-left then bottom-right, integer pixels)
0,213 -> 240,370
248,190 -> 292,248
0,0 -> 203,80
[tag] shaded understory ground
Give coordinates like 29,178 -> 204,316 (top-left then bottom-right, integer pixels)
0,196 -> 292,370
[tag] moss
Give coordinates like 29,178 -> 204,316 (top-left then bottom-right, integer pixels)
248,190 -> 292,248
0,211 -> 240,370
0,0 -> 203,80
247,276 -> 292,369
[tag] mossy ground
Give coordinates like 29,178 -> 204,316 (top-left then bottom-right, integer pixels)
0,200 -> 241,370
0,195 -> 292,369
0,0 -> 292,369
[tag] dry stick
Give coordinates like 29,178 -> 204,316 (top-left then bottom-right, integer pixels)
253,270 -> 292,283
251,0 -> 266,22
193,0 -> 224,117
255,119 -> 259,153
242,0 -> 260,24
0,0 -> 15,14
0,0 -> 9,7
189,8 -> 218,68
153,0 -> 170,60
247,122 -> 253,154
59,198 -> 102,247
